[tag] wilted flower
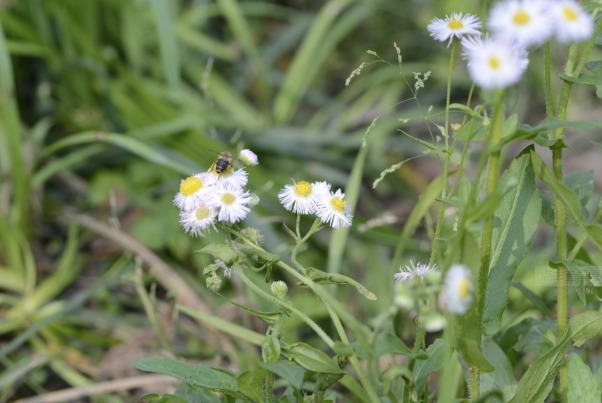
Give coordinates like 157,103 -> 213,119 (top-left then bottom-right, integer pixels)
394,261 -> 437,283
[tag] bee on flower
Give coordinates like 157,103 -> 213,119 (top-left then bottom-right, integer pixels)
173,148 -> 258,236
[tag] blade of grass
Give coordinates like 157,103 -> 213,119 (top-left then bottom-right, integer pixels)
0,21 -> 27,227
149,0 -> 180,91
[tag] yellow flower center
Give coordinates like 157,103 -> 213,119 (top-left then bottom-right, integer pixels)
488,56 -> 501,70
195,206 -> 212,220
447,19 -> 464,30
221,192 -> 236,205
330,197 -> 346,213
458,278 -> 470,301
294,181 -> 312,197
562,7 -> 577,21
513,10 -> 530,26
180,177 -> 203,196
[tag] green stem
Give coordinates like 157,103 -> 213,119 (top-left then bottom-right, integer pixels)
234,265 -> 335,348
430,39 -> 457,267
474,90 -> 506,401
549,19 -> 602,401
276,260 -> 381,403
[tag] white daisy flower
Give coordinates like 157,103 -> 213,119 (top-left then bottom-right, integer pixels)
209,168 -> 248,189
208,183 -> 252,223
442,264 -> 473,314
278,180 -> 329,215
179,203 -> 217,237
173,172 -> 216,211
488,0 -> 553,48
550,1 -> 594,43
427,12 -> 482,47
239,149 -> 259,166
315,188 -> 352,229
462,36 -> 529,89
394,261 -> 437,283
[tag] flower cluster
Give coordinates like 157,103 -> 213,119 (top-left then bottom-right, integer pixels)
278,180 -> 352,228
174,149 -> 258,237
428,1 -> 594,89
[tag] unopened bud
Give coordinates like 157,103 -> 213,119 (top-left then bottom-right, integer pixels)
270,281 -> 288,299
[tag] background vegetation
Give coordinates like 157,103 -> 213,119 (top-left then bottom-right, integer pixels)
1,0 -> 600,402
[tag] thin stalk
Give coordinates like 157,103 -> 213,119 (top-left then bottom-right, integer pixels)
234,265 -> 335,348
430,39 -> 457,267
474,90 -> 506,400
549,18 -> 602,400
276,260 -> 381,403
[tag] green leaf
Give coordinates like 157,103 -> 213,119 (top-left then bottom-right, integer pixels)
305,267 -> 377,300
510,331 -> 570,403
286,342 -> 345,374
227,299 -> 281,325
569,311 -> 602,348
374,332 -> 411,357
567,354 -> 602,402
132,357 -> 238,391
42,131 -> 195,176
262,331 -> 282,364
530,150 -> 602,252
484,150 -> 541,335
140,393 -> 187,403
237,369 -> 266,403
412,339 -> 446,391
195,243 -> 242,265
258,360 -> 307,390
480,339 -> 518,402
564,260 -> 589,305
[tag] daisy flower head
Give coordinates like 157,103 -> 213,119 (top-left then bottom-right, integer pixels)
488,0 -> 553,48
208,183 -> 252,224
462,36 -> 529,89
394,261 -> 437,283
278,180 -> 325,215
174,172 -> 216,211
550,1 -> 594,43
442,264 -> 473,314
427,12 -> 482,47
209,168 -> 248,189
316,188 -> 352,229
179,203 -> 218,237
239,149 -> 259,166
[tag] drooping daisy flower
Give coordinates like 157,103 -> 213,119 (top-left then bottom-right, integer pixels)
427,12 -> 482,47
315,188 -> 352,228
239,149 -> 259,166
209,168 -> 248,189
208,183 -> 252,223
278,180 -> 330,215
173,172 -> 216,211
462,36 -> 529,89
442,264 -> 473,314
550,1 -> 594,43
394,261 -> 437,283
179,203 -> 218,236
488,0 -> 553,48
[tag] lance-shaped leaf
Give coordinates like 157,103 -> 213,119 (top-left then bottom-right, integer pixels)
484,149 -> 541,335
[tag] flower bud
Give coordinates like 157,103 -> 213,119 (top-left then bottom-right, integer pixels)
270,281 -> 288,299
